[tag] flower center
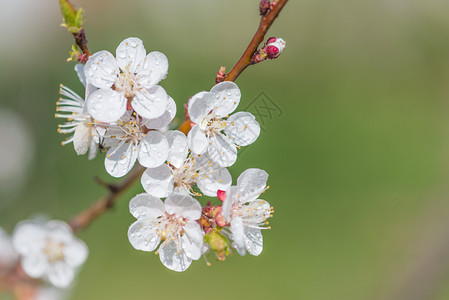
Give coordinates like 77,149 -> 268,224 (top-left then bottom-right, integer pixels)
43,238 -> 65,263
114,67 -> 142,98
199,111 -> 227,137
171,156 -> 200,195
158,214 -> 187,243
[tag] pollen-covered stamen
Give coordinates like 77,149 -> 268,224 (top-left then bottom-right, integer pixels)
233,199 -> 272,230
170,155 -> 201,196
157,213 -> 187,247
43,238 -> 65,263
198,110 -> 228,138
113,65 -> 144,99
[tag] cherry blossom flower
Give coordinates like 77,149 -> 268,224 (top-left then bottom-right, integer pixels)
187,82 -> 260,167
221,168 -> 273,256
128,193 -> 203,272
84,37 -> 170,123
100,111 -> 173,178
56,64 -> 98,160
12,220 -> 88,288
141,130 -> 232,198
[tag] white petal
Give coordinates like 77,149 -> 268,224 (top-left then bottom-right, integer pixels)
141,164 -> 174,198
210,81 -> 241,117
132,85 -> 168,119
87,137 -> 97,160
158,240 -> 192,272
115,37 -> 146,74
12,221 -> 46,256
46,221 -> 74,244
166,130 -> 188,169
73,122 -> 92,155
143,96 -> 177,129
105,141 -> 138,178
74,63 -> 86,87
195,154 -> 232,197
221,186 -> 239,222
165,193 -> 202,220
187,91 -> 213,124
224,112 -> 260,146
21,253 -> 48,278
207,133 -> 237,167
138,131 -> 169,168
129,193 -> 165,219
244,227 -> 264,256
138,51 -> 169,87
86,89 -> 126,123
181,221 -> 204,260
230,217 -> 246,256
187,125 -> 208,155
47,262 -> 74,288
237,168 -> 269,202
84,50 -> 118,89
128,219 -> 160,252
64,239 -> 88,268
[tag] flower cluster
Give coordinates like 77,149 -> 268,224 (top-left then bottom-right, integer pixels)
56,37 -> 275,272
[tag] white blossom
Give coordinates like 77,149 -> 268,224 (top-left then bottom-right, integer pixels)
128,193 -> 204,272
12,220 -> 88,288
221,168 -> 272,256
141,130 -> 232,198
100,110 -> 175,178
187,82 -> 260,167
84,37 -> 169,123
56,64 -> 98,160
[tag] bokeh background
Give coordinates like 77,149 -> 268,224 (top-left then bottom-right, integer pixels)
2,0 -> 449,299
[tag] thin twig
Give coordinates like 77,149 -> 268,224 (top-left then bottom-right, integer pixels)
69,165 -> 145,232
67,0 -> 289,233
225,0 -> 289,82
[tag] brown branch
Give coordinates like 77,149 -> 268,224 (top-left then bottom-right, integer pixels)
225,0 -> 289,82
69,165 -> 145,232
73,29 -> 91,58
68,0 -> 289,233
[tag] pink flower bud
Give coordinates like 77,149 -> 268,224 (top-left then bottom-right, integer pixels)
215,208 -> 227,227
217,190 -> 226,201
266,37 -> 286,59
259,0 -> 271,16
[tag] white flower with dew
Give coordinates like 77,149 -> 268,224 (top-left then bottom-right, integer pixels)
84,37 -> 170,123
187,81 -> 260,167
221,168 -> 273,256
141,130 -> 232,198
100,111 -> 172,178
56,64 -> 98,160
128,193 -> 204,272
12,220 -> 88,288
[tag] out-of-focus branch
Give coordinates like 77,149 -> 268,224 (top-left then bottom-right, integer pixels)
69,165 -> 146,233
224,0 -> 288,82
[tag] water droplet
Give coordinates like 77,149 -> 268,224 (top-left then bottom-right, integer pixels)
226,90 -> 232,96
131,42 -> 138,48
136,231 -> 142,237
118,51 -> 126,59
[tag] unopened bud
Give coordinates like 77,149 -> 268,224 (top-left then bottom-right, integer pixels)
266,37 -> 286,59
217,190 -> 226,201
59,0 -> 84,34
259,0 -> 271,16
205,230 -> 230,261
215,66 -> 226,84
215,208 -> 227,227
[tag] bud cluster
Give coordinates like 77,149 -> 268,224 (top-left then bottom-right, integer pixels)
251,36 -> 287,64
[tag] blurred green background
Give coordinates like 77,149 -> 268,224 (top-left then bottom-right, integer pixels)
2,0 -> 449,299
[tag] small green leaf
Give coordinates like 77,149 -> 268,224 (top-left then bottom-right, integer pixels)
59,0 -> 84,34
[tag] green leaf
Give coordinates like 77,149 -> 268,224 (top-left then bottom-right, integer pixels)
59,0 -> 84,34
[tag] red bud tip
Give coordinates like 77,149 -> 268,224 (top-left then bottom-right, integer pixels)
259,0 -> 271,16
217,190 -> 226,201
